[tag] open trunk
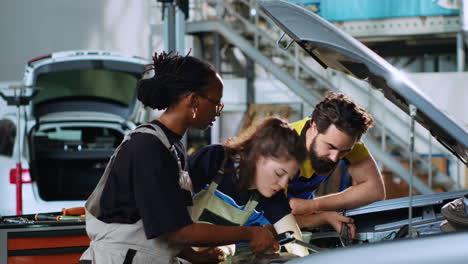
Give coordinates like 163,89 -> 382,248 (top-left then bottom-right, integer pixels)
22,51 -> 147,202
30,124 -> 124,201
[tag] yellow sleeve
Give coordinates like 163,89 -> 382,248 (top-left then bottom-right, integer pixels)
345,142 -> 370,164
290,118 -> 311,135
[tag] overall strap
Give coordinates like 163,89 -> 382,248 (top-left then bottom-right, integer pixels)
85,131 -> 134,216
86,123 -> 188,216
135,123 -> 171,148
138,123 -> 193,193
208,151 -> 259,211
244,191 -> 260,212
173,141 -> 188,170
85,124 -> 168,216
140,123 -> 184,171
206,149 -> 229,194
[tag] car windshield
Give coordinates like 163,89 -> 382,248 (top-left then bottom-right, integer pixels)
34,69 -> 137,106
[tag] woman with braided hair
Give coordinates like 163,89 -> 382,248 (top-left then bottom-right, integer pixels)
79,51 -> 279,264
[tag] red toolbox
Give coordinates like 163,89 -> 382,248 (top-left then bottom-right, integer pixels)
0,218 -> 88,264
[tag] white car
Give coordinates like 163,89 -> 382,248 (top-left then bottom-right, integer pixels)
0,50 -> 149,216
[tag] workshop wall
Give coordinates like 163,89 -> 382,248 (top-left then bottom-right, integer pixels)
0,0 -> 151,82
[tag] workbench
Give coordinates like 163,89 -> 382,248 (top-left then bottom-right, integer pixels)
0,221 -> 88,264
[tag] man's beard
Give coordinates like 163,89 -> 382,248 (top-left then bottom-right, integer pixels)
309,138 -> 339,175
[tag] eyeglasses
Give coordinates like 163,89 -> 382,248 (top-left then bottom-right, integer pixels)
198,93 -> 224,115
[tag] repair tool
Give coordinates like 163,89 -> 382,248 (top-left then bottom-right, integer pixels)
275,231 -> 324,253
62,207 -> 85,216
339,209 -> 353,247
2,217 -> 35,224
35,214 -> 85,221
57,215 -> 85,221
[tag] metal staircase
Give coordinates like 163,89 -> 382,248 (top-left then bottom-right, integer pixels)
157,0 -> 460,193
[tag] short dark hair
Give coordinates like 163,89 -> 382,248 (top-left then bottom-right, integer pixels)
224,117 -> 307,191
137,51 -> 219,110
311,92 -> 373,140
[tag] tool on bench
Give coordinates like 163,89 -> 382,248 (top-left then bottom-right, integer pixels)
34,207 -> 86,221
3,217 -> 35,224
34,214 -> 85,221
275,231 -> 325,253
62,207 -> 86,216
1,207 -> 86,224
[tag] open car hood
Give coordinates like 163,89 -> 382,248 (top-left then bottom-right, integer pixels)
259,0 -> 468,165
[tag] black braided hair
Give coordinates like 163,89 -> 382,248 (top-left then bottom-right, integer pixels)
137,51 -> 218,110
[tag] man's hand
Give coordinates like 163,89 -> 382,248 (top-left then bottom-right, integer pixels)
321,211 -> 356,239
289,197 -> 317,215
291,155 -> 385,216
247,226 -> 280,255
294,211 -> 355,239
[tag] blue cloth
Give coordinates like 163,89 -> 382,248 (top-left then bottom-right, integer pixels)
288,117 -> 368,200
339,160 -> 350,192
287,173 -> 329,200
287,160 -> 349,199
193,187 -> 270,226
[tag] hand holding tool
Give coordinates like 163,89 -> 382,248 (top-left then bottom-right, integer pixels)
339,209 -> 353,247
275,231 -> 324,253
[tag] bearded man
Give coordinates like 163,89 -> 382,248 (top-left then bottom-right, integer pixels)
288,92 -> 386,237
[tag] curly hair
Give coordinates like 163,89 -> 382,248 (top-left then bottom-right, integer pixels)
224,117 -> 307,191
137,51 -> 219,110
311,92 -> 373,140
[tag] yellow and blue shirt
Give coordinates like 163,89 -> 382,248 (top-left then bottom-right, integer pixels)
288,118 -> 370,199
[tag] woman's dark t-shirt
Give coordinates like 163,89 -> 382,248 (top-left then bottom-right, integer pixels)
98,120 -> 193,239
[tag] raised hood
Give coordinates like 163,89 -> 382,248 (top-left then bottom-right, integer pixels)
259,0 -> 468,165
25,51 -> 148,121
